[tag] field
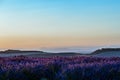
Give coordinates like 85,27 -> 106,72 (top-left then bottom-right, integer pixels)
0,56 -> 120,80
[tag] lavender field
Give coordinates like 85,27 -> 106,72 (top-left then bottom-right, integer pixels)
0,56 -> 120,80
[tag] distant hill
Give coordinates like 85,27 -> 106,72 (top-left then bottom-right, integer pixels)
0,49 -> 44,54
0,49 -> 84,57
91,48 -> 120,55
0,48 -> 120,57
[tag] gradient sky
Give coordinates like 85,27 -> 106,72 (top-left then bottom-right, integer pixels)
0,0 -> 120,49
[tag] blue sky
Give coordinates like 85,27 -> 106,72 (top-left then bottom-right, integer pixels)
0,0 -> 120,49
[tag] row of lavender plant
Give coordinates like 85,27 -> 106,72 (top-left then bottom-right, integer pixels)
0,56 -> 120,80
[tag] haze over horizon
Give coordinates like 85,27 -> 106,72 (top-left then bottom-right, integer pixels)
0,0 -> 120,49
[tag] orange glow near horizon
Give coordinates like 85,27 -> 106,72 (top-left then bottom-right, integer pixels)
0,36 -> 119,49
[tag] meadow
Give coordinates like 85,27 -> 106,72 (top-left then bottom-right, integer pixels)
0,56 -> 120,80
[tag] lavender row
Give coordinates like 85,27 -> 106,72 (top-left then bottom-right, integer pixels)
0,56 -> 120,80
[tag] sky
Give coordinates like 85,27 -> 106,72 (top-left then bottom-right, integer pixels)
0,0 -> 120,49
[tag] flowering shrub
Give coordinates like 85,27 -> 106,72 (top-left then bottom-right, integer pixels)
0,56 -> 120,80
